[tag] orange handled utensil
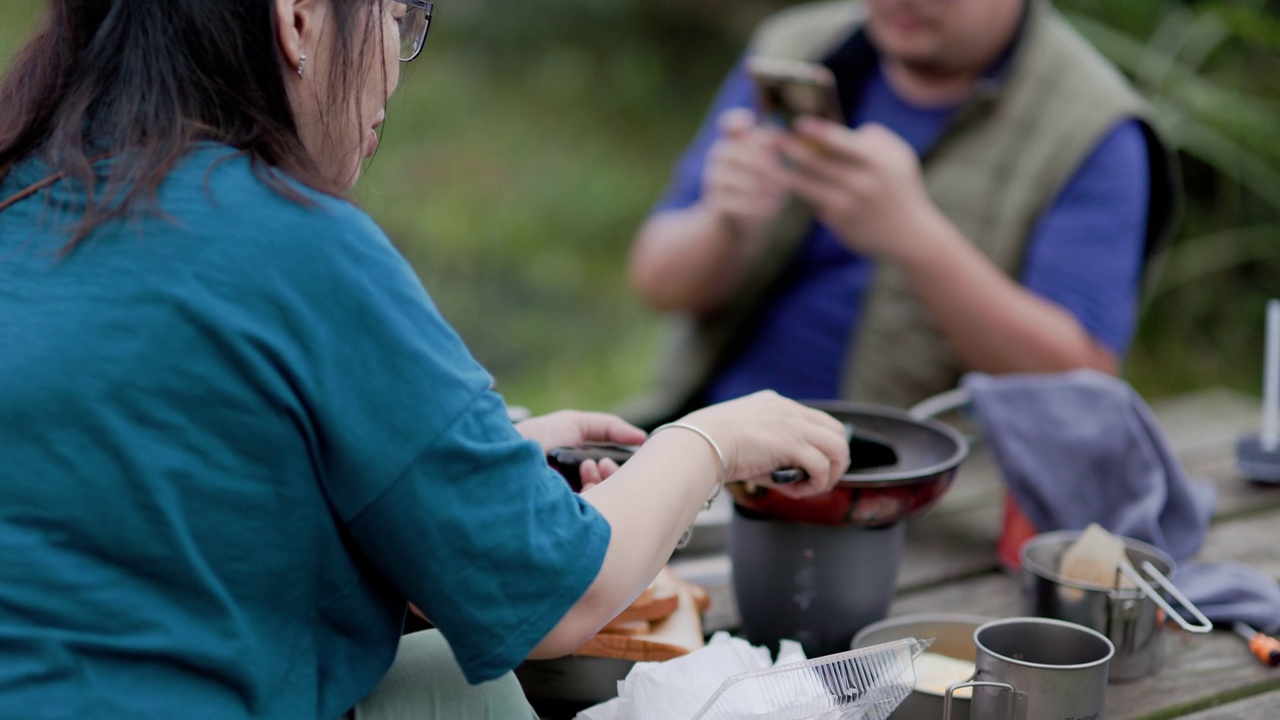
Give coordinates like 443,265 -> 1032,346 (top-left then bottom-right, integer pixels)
1233,622 -> 1280,667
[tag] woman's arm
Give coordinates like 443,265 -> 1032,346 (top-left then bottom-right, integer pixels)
528,391 -> 849,658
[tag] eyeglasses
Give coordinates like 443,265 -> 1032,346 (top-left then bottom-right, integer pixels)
391,0 -> 433,63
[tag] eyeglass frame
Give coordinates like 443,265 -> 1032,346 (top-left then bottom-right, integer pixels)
391,0 -> 433,63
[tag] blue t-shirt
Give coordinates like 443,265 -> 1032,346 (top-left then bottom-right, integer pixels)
0,147 -> 610,718
655,60 -> 1151,404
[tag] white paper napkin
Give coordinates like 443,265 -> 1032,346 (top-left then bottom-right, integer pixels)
574,632 -> 807,720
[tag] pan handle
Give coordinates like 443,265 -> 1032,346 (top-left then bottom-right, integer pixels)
1117,560 -> 1214,634
908,388 -> 972,421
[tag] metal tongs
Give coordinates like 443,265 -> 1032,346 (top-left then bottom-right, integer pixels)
1116,560 -> 1213,634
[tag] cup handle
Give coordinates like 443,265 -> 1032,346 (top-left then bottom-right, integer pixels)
943,680 -> 1017,720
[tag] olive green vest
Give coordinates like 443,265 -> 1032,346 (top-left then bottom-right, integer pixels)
623,0 -> 1178,427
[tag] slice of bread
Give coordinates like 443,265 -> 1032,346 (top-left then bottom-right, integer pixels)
599,619 -> 652,635
683,579 -> 711,614
609,587 -> 680,625
574,582 -> 705,661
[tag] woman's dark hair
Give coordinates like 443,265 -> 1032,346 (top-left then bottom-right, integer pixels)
0,0 -> 384,247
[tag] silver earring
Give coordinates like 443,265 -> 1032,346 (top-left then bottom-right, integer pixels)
297,53 -> 307,78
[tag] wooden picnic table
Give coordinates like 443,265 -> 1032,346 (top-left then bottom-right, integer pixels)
664,387 -> 1280,720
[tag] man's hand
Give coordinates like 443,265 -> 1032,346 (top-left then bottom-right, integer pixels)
702,108 -> 791,239
778,117 -> 1119,376
779,118 -> 937,263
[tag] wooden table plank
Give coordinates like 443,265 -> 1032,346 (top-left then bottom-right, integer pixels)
1172,690 -> 1280,719
1111,631 -> 1280,720
1196,511 -> 1280,577
1149,388 -> 1263,459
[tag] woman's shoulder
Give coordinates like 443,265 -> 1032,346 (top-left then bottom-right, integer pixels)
157,145 -> 424,307
164,145 -> 398,267
175,145 -> 377,235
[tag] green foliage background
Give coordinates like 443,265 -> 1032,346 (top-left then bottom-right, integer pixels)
2,1 -> 1276,414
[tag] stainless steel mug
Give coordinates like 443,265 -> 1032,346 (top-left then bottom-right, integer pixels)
943,617 -> 1115,720
1021,531 -> 1212,681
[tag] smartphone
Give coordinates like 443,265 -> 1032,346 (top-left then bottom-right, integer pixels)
747,56 -> 844,128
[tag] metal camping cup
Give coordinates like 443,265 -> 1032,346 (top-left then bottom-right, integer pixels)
852,614 -> 992,720
943,617 -> 1115,720
1021,531 -> 1212,681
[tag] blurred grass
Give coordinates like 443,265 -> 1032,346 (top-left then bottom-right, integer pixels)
1062,0 -> 1280,400
356,44 -> 679,415
2,1 -> 1276,414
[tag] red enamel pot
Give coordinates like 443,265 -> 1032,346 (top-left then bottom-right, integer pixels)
728,400 -> 969,528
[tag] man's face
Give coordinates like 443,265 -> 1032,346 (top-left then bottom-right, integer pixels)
865,0 -> 1021,75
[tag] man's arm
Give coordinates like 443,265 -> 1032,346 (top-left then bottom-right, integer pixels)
780,117 -> 1150,375
629,202 -> 753,316
893,209 -> 1121,374
628,67 -> 791,316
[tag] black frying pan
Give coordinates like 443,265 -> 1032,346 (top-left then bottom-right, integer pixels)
547,399 -> 968,528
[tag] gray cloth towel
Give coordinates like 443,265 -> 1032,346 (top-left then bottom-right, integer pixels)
962,369 -> 1280,634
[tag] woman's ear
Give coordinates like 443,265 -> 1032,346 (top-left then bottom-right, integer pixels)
273,0 -> 324,76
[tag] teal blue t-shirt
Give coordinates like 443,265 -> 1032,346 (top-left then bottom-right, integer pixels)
0,147 -> 610,718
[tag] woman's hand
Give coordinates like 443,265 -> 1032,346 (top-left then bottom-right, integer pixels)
516,410 -> 648,489
680,390 -> 850,498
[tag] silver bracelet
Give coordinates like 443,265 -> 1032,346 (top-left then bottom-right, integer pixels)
650,421 -> 727,512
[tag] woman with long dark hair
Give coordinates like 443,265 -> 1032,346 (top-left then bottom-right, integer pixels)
0,1 -> 849,717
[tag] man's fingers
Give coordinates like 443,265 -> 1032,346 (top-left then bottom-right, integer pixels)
717,107 -> 759,138
790,117 -> 875,164
785,169 -> 849,219
712,134 -> 783,177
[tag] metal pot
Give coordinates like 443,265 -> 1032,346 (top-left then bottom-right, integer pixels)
730,509 -> 907,658
852,614 -> 992,720
1020,530 -> 1212,681
727,400 -> 969,527
514,655 -> 632,716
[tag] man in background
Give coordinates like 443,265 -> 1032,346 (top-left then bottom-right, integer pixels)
625,0 -> 1179,424
623,0 -> 1180,569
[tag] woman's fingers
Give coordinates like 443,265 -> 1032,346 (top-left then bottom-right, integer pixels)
770,408 -> 849,496
518,411 -> 646,453
576,455 -> 622,492
596,457 -> 622,481
746,449 -> 824,498
802,407 -> 852,486
578,459 -> 602,490
687,391 -> 850,489
568,412 -> 647,446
